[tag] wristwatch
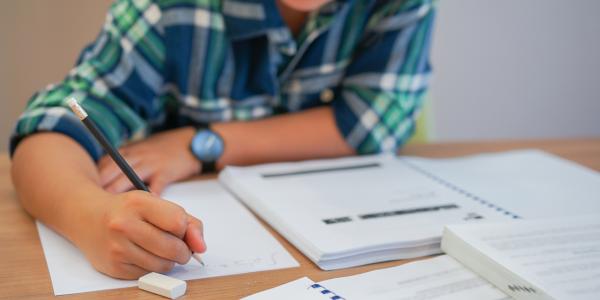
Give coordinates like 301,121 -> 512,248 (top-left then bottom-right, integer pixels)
190,125 -> 224,173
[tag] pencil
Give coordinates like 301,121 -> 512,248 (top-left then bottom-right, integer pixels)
67,97 -> 205,266
67,98 -> 148,192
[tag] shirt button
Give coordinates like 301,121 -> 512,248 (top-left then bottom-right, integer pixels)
320,88 -> 334,103
280,44 -> 297,56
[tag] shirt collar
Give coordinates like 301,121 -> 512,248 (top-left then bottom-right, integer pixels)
222,0 -> 349,41
222,0 -> 285,41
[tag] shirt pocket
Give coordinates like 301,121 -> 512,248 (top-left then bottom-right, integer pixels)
280,63 -> 348,112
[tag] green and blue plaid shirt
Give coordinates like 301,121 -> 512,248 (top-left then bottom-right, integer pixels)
11,0 -> 436,160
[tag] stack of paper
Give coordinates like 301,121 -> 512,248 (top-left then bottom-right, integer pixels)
442,214 -> 600,300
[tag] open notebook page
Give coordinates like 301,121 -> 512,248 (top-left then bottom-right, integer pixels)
36,180 -> 298,295
406,149 -> 600,218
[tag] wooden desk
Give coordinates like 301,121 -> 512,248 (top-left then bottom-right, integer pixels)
1,139 -> 599,299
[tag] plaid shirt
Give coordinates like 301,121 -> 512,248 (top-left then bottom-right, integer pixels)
10,0 -> 435,160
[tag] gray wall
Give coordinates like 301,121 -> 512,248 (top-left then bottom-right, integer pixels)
0,0 -> 112,153
1,0 -> 599,154
429,0 -> 600,141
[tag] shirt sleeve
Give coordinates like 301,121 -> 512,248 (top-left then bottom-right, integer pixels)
333,0 -> 436,154
9,0 -> 165,161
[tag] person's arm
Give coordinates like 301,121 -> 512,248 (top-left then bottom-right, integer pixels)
98,106 -> 354,194
10,0 -> 208,279
216,106 -> 353,167
11,133 -> 206,279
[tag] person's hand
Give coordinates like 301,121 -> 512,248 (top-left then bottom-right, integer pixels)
98,127 -> 200,195
77,190 -> 207,279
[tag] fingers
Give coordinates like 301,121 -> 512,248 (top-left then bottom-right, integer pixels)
102,192 -> 203,280
185,215 -> 207,253
99,151 -> 176,195
127,192 -> 189,239
149,174 -> 169,196
105,262 -> 148,280
105,241 -> 175,279
128,195 -> 206,256
124,241 -> 177,274
98,152 -> 141,187
104,163 -> 154,194
126,219 -> 192,264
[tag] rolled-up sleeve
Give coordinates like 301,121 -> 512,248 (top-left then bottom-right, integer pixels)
10,0 -> 165,160
333,0 -> 436,154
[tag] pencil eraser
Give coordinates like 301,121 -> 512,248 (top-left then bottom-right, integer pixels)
66,97 -> 88,120
138,272 -> 187,299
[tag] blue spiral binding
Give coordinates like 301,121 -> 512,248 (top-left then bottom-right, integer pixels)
400,158 -> 521,219
310,283 -> 345,300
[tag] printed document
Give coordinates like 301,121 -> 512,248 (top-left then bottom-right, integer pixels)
243,255 -> 509,300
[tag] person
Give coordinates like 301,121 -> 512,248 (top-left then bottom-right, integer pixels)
10,0 -> 435,279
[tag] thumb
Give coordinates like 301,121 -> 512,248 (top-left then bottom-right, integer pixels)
185,215 -> 207,253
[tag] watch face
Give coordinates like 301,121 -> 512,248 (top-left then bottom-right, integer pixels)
191,130 -> 224,162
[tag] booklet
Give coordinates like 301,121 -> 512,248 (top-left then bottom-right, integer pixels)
219,150 -> 600,270
442,214 -> 600,300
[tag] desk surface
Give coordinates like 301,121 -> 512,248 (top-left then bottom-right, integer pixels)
1,139 -> 599,299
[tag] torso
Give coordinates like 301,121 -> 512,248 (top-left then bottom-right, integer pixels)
156,0 -> 373,130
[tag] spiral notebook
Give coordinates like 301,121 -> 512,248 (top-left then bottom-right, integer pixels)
219,150 -> 600,270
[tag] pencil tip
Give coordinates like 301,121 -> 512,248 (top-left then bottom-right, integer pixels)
192,253 -> 205,266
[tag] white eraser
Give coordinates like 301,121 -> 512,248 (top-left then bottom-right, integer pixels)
138,272 -> 187,299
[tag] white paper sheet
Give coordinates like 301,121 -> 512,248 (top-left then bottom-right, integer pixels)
244,256 -> 509,300
36,180 -> 298,295
242,277 -> 333,300
320,256 -> 509,300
